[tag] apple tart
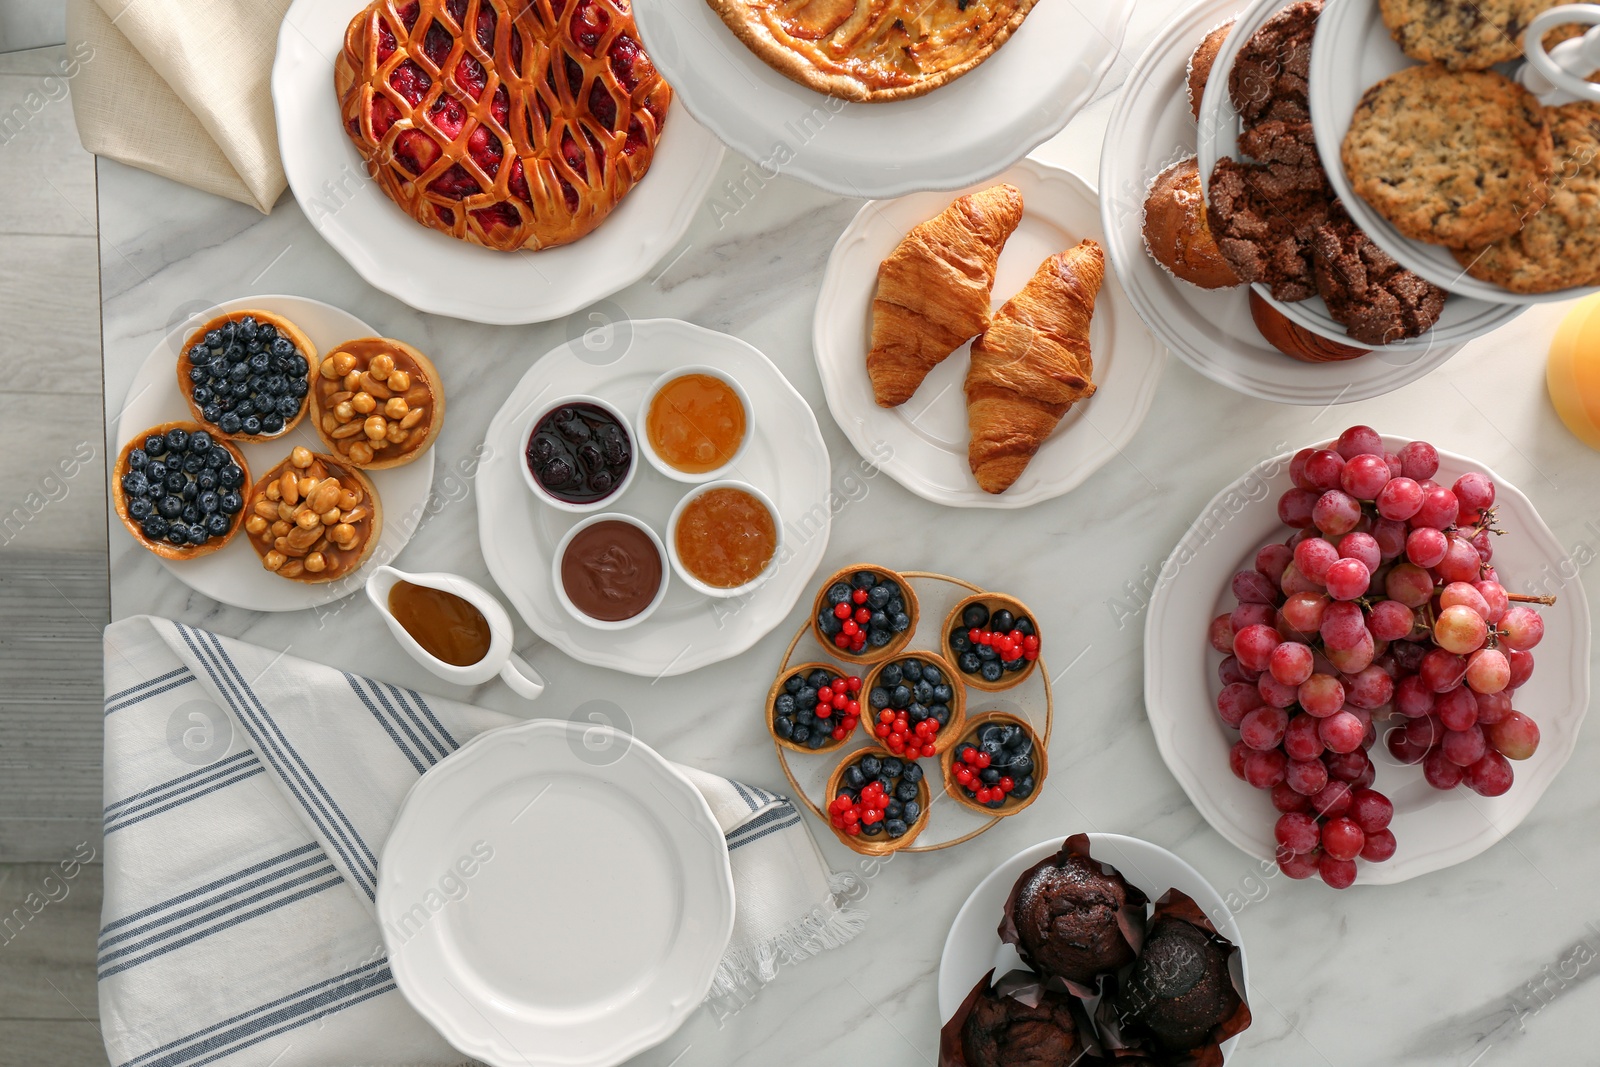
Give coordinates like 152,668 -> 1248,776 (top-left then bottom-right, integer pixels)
336,0 -> 672,251
707,0 -> 1040,101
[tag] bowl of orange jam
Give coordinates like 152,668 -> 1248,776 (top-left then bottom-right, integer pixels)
638,366 -> 752,482
667,480 -> 782,598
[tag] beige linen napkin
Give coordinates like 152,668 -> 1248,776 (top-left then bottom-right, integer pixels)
67,0 -> 290,212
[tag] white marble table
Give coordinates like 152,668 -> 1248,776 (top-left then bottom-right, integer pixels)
98,12 -> 1600,1063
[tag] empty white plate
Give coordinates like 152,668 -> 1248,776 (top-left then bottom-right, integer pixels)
630,0 -> 1132,198
937,833 -> 1248,1060
1144,437 -> 1591,884
115,295 -> 435,612
814,158 -> 1164,509
272,0 -> 725,324
380,718 -> 734,1067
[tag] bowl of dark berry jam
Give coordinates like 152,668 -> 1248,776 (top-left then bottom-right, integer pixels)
520,397 -> 637,512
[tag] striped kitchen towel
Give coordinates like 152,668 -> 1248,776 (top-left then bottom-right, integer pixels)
100,615 -> 865,1067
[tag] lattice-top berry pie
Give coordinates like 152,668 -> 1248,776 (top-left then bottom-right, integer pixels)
336,0 -> 672,252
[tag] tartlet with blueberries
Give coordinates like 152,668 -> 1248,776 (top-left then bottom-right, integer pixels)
178,310 -> 314,442
812,565 -> 918,662
944,593 -> 1041,689
942,712 -> 1046,814
768,662 -> 863,753
825,750 -> 929,854
113,422 -> 250,559
864,651 -> 965,758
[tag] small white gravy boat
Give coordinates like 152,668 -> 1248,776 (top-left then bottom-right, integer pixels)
366,566 -> 545,700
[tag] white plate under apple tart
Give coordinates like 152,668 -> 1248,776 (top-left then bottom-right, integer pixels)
707,0 -> 1040,101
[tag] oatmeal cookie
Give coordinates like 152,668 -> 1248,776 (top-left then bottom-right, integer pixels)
1342,65 -> 1552,249
1451,102 -> 1600,293
1379,0 -> 1563,71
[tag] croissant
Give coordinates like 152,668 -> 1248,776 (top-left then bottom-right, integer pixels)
965,240 -> 1103,495
866,184 -> 1024,407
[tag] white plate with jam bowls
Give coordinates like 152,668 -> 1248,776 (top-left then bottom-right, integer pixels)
550,512 -> 672,631
665,479 -> 783,599
380,718 -> 734,1067
366,565 -> 545,699
636,365 -> 754,484
478,318 -> 831,677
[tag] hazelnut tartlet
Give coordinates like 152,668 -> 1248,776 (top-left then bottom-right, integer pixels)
114,421 -> 250,560
244,447 -> 382,583
178,309 -> 314,442
309,338 -> 443,469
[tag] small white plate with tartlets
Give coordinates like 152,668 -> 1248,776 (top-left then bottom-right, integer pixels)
115,295 -> 435,612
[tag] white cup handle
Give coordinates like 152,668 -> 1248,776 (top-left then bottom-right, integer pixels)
1522,6 -> 1600,103
500,651 -> 546,700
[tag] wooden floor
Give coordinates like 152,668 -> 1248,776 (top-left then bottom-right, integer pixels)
0,41 -> 110,1064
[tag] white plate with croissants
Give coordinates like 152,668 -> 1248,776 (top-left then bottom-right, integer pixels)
272,0 -> 725,325
813,159 -> 1163,509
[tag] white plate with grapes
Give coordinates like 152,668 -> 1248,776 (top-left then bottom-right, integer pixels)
1145,427 -> 1590,887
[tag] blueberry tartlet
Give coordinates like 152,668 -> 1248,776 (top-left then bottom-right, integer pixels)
244,447 -> 381,583
768,663 -> 862,753
811,564 -> 918,662
309,337 -> 443,469
864,651 -> 965,757
944,593 -> 1040,690
114,422 -> 250,559
825,751 -> 929,854
178,310 -> 314,442
943,713 -> 1046,814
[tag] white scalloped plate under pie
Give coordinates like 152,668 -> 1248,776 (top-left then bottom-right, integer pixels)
630,0 -> 1131,198
272,0 -> 726,325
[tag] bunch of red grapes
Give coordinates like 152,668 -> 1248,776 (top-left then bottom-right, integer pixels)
1209,425 -> 1547,889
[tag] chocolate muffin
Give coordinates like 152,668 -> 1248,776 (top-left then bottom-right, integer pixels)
1115,915 -> 1242,1053
1228,0 -> 1321,129
1207,157 -> 1332,302
1003,838 -> 1147,987
961,980 -> 1086,1067
1312,214 -> 1446,344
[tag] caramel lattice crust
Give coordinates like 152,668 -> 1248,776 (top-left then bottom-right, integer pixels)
336,0 -> 671,251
